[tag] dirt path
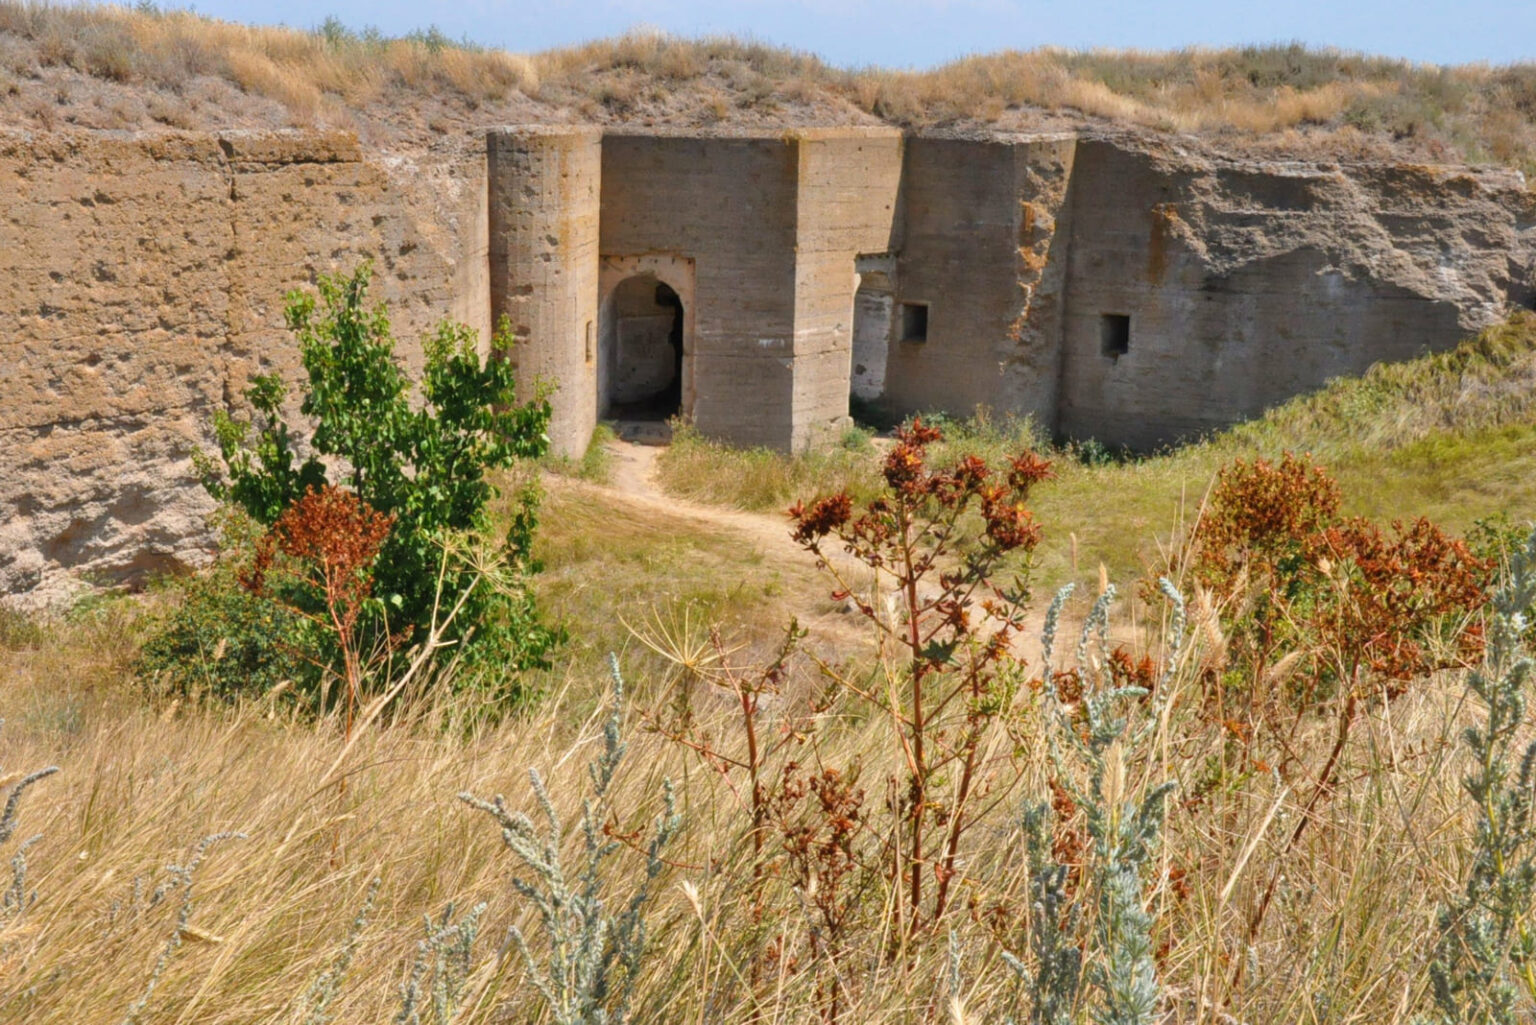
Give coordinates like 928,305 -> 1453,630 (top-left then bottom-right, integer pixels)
603,422 -> 812,557
550,422 -> 1090,665
551,421 -> 876,653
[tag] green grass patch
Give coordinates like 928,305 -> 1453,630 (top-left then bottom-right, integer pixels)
655,420 -> 884,512
527,482 -> 807,693
655,314 -> 1536,594
541,421 -> 617,484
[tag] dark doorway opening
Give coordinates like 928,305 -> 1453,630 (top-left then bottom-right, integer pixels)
607,277 -> 684,420
1100,313 -> 1130,359
900,301 -> 929,342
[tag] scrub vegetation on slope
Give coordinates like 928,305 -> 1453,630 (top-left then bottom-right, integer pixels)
4,3 -> 1536,172
1,310 -> 1533,1023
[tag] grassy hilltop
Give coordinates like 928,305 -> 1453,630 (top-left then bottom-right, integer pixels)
3,3 -> 1536,173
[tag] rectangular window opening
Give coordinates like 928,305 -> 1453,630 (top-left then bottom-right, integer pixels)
1100,313 -> 1130,359
900,302 -> 929,343
585,320 -> 594,364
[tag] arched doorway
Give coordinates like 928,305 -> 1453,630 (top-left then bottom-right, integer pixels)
603,274 -> 685,420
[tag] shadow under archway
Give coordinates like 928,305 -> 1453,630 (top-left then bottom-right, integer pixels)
603,275 -> 684,421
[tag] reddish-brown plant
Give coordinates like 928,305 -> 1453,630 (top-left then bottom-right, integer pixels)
1309,516 -> 1491,694
769,761 -> 867,1022
1186,455 -> 1495,997
789,418 -> 1053,942
1192,451 -> 1342,590
244,484 -> 394,732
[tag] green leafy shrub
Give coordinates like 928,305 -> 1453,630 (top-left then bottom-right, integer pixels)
179,262 -> 559,703
138,549 -> 313,704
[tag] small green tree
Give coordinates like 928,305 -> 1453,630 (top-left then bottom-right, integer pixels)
196,263 -> 561,698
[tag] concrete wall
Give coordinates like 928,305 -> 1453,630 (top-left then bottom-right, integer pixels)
851,260 -> 895,401
600,132 -> 801,449
488,126 -> 601,457
597,127 -> 901,450
883,135 -> 1077,428
0,129 -> 486,602
5,123 -> 1533,601
791,128 -> 904,448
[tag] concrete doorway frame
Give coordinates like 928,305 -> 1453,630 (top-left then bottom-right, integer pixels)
598,254 -> 697,421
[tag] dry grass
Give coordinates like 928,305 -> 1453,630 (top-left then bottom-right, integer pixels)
2,324 -> 1530,1020
1,8 -> 1534,1019
527,478 -> 812,686
0,6 -> 1535,170
0,4 -> 538,103
0,510 -> 1496,1023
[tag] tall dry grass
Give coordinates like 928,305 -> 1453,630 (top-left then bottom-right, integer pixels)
0,485 -> 1512,1023
0,3 -> 539,126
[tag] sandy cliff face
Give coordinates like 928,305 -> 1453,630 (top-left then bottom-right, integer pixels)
1050,135 -> 1536,445
0,128 -> 488,603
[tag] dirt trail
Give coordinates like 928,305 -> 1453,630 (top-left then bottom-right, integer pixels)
602,423 -> 804,554
550,422 -> 1098,665
551,422 -> 876,652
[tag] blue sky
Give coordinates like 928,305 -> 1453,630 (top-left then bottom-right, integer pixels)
177,1 -> 1536,69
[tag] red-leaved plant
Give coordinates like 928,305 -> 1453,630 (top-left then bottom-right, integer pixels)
790,418 -> 1053,943
1185,453 -> 1492,993
244,484 -> 395,735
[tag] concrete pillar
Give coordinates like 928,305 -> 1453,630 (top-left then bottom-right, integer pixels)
487,126 -> 601,458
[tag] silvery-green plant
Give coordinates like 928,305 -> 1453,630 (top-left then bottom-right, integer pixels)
460,657 -> 680,1025
121,831 -> 246,1025
1021,582 -> 1181,1025
1424,528 -> 1536,1025
1008,800 -> 1084,1025
300,876 -> 381,1025
394,901 -> 487,1025
0,724 -> 59,927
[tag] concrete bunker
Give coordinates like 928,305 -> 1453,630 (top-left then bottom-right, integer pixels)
486,126 -> 1532,459
9,122 -> 1528,602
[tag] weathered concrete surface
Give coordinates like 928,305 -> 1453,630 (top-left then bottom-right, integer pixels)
851,257 -> 896,401
488,126 -> 600,457
1052,138 -> 1536,446
598,253 -> 697,415
4,122 -> 1535,603
597,127 -> 901,450
599,131 -> 802,450
887,134 -> 1078,428
0,129 -> 488,603
792,127 -> 904,448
